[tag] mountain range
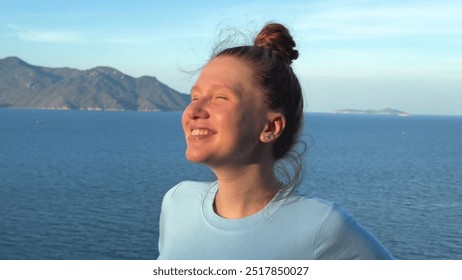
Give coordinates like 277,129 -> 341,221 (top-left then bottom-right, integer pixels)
0,57 -> 190,111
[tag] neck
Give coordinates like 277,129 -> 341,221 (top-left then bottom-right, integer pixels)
211,163 -> 280,219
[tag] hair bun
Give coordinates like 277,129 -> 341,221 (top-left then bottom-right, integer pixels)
254,23 -> 299,64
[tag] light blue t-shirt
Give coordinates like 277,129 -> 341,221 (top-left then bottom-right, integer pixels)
157,181 -> 393,260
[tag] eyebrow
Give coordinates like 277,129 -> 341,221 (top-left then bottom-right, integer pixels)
190,84 -> 242,98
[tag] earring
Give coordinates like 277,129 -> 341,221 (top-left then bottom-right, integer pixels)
265,134 -> 271,140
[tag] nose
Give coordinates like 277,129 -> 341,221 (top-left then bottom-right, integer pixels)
184,99 -> 209,119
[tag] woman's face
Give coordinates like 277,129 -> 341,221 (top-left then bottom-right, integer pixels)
182,55 -> 270,168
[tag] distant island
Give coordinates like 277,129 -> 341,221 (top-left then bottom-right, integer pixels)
333,108 -> 410,116
0,56 -> 189,112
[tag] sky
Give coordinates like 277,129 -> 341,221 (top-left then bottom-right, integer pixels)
1,0 -> 461,115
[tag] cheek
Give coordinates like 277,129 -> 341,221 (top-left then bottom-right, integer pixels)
181,110 -> 189,134
228,111 -> 263,143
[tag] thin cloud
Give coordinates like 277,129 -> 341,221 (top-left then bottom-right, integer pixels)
105,36 -> 155,45
296,2 -> 462,40
7,24 -> 85,43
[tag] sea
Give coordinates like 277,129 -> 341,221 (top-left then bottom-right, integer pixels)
0,108 -> 461,260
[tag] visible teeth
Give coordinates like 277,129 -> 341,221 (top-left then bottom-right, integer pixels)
191,129 -> 212,136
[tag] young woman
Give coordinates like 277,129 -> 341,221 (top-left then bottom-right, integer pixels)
157,23 -> 393,259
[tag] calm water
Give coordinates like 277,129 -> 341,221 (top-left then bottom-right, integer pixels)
0,109 -> 461,259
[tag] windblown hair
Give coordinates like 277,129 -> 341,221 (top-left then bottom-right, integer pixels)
213,23 -> 306,193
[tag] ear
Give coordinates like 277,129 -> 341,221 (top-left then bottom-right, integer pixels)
260,112 -> 286,143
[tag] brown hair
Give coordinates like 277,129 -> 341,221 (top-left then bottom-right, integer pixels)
213,23 -> 305,192
214,23 -> 304,160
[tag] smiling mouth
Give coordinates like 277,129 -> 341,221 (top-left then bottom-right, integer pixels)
191,128 -> 215,136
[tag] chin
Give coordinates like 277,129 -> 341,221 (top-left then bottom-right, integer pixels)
185,150 -> 208,164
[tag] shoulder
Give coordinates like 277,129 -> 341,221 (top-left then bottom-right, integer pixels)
311,200 -> 393,259
279,195 -> 333,220
278,194 -> 392,259
164,180 -> 213,197
161,180 -> 214,207
160,181 -> 214,225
